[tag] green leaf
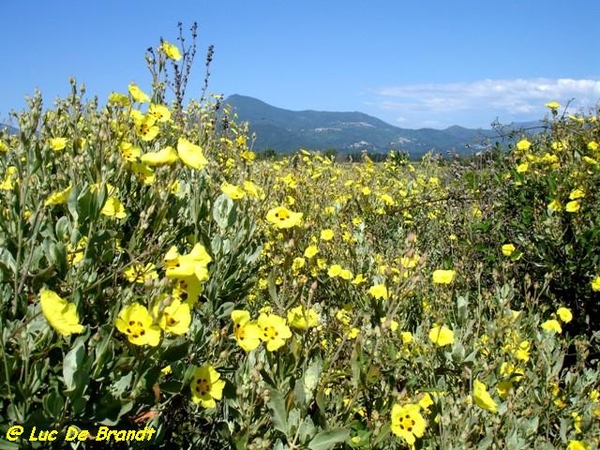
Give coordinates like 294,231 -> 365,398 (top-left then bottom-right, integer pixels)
161,381 -> 183,395
42,390 -> 65,419
215,301 -> 235,319
0,438 -> 21,450
372,423 -> 391,447
55,216 -> 71,241
213,194 -> 234,230
298,417 -> 316,444
162,342 -> 190,363
267,388 -> 288,435
63,337 -> 86,391
67,186 -> 79,221
477,435 -> 493,450
456,294 -> 469,324
308,428 -> 350,450
303,357 -> 322,401
0,247 -> 16,277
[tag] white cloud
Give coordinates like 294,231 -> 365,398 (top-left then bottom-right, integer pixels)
371,78 -> 600,128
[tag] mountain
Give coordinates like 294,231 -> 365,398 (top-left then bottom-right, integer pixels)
224,95 -> 525,158
0,123 -> 19,135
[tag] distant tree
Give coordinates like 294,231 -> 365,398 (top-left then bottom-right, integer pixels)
323,148 -> 338,161
257,148 -> 277,160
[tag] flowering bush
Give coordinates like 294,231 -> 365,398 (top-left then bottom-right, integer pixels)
0,27 -> 599,450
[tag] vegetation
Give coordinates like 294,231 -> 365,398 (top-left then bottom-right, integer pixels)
0,26 -> 599,450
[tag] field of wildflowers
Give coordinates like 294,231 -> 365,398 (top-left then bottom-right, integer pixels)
1,28 -> 599,449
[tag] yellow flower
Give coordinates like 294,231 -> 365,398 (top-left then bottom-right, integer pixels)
368,284 -> 389,300
541,319 -> 562,333
515,340 -> 530,362
379,193 -> 395,206
583,156 -> 597,165
328,264 -> 342,278
432,269 -> 456,284
473,379 -> 498,413
304,245 -> 319,258
320,229 -> 335,241
501,243 -> 515,256
401,331 -> 413,344
418,393 -> 433,410
124,263 -> 158,283
221,181 -> 246,200
165,244 -> 211,279
177,138 -> 208,170
516,139 -> 531,151
552,140 -> 567,151
571,411 -> 582,433
101,197 -> 127,219
265,206 -> 303,229
133,113 -> 159,141
556,307 -> 572,323
567,441 -> 590,450
159,40 -> 182,61
545,101 -> 561,109
129,162 -> 155,185
148,103 -> 172,123
548,199 -> 562,212
67,237 -> 87,266
141,146 -> 179,166
231,310 -> 261,352
500,362 -> 524,382
190,365 -> 225,408
380,317 -> 399,332
339,269 -> 353,280
115,302 -> 161,346
0,166 -> 17,190
292,257 -> 305,272
390,403 -> 427,445
351,274 -> 366,285
429,325 -> 454,346
48,137 -> 67,151
336,308 -> 352,326
587,141 -> 599,152
569,188 -> 586,200
496,380 -> 513,400
347,327 -> 360,339
516,162 -> 529,173
565,200 -> 580,213
128,83 -> 150,103
257,313 -> 292,351
170,179 -> 181,195
242,180 -> 264,199
287,305 -> 320,330
108,92 -> 130,107
400,254 -> 420,269
119,142 -> 141,162
153,298 -> 191,335
591,275 -> 600,292
40,289 -> 84,337
44,184 -> 72,206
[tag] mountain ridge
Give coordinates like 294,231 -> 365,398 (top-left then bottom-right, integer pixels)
224,94 -> 537,157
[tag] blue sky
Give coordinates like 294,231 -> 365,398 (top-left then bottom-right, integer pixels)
2,1 -> 600,129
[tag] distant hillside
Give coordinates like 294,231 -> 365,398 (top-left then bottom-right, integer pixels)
224,95 -> 531,158
0,123 -> 19,135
